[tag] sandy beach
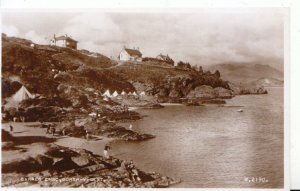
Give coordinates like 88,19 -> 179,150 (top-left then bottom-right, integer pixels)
1,122 -> 179,188
2,122 -> 114,164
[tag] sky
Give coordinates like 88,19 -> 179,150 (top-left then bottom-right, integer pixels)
1,9 -> 286,71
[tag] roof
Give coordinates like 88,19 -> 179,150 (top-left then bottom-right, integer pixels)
55,36 -> 77,42
157,54 -> 171,60
124,48 -> 142,57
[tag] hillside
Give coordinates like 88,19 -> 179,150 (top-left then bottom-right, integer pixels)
1,35 -> 132,98
207,63 -> 284,87
2,34 -> 232,121
110,62 -> 230,97
2,35 -> 230,99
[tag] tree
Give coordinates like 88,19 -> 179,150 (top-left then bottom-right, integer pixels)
214,70 -> 221,78
192,65 -> 198,71
199,66 -> 203,73
176,61 -> 191,70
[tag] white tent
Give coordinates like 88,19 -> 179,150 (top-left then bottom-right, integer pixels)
12,86 -> 34,103
132,91 -> 137,96
112,90 -> 119,97
102,89 -> 111,97
121,91 -> 127,95
128,92 -> 133,95
88,112 -> 97,117
140,91 -> 146,96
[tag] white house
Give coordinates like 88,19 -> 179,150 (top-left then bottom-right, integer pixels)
50,34 -> 77,49
119,47 -> 142,62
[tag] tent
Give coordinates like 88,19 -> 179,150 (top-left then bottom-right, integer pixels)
128,92 -> 133,95
132,91 -> 137,96
88,112 -> 97,117
139,91 -> 146,96
112,91 -> 119,97
121,91 -> 127,95
102,89 -> 111,97
12,86 -> 34,103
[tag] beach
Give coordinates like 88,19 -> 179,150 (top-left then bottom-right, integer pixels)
1,122 -> 180,187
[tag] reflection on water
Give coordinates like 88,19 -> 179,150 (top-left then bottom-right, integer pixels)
111,88 -> 283,188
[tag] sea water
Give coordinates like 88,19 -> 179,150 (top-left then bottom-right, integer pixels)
111,87 -> 284,188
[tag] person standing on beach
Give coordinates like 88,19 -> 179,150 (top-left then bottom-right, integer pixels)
46,125 -> 51,134
104,144 -> 111,159
52,127 -> 56,136
85,129 -> 90,140
62,128 -> 66,136
9,124 -> 13,132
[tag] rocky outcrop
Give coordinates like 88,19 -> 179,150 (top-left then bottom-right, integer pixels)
229,82 -> 268,95
213,87 -> 233,98
2,143 -> 179,188
187,85 -> 233,99
187,85 -> 215,99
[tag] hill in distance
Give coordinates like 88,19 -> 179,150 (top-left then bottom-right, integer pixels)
207,62 -> 284,87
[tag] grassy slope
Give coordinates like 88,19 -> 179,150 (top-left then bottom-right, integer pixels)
1,35 -> 134,98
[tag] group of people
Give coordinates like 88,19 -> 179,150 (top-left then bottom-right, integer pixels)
46,125 -> 57,135
103,144 -> 141,182
44,123 -> 66,136
126,160 -> 141,182
119,160 -> 141,182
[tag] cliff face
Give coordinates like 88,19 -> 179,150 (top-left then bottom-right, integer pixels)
111,63 -> 230,98
187,85 -> 233,99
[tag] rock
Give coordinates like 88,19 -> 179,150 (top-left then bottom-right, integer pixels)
201,99 -> 226,104
186,101 -> 201,106
71,156 -> 90,166
36,155 -> 54,168
157,179 -> 169,188
168,89 -> 181,98
187,85 -> 216,99
157,88 -> 169,97
256,87 -> 268,94
229,82 -> 268,95
52,157 -> 80,172
24,106 -> 65,122
214,87 -> 233,98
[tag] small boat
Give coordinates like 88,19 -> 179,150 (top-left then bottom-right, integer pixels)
237,109 -> 243,112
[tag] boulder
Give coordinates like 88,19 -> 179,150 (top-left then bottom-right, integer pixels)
256,87 -> 268,94
214,87 -> 233,98
187,85 -> 216,99
71,156 -> 90,166
168,89 -> 181,98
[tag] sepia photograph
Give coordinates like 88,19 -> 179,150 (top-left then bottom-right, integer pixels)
1,6 -> 286,189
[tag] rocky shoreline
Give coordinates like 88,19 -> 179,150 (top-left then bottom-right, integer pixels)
1,123 -> 180,188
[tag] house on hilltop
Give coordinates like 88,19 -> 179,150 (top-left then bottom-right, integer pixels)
156,54 -> 174,65
119,47 -> 142,62
50,34 -> 77,49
